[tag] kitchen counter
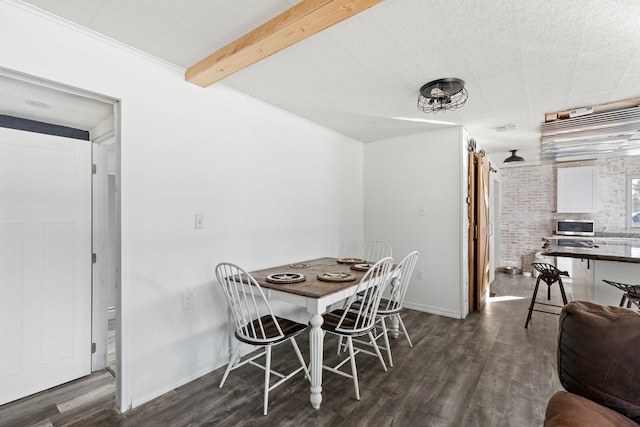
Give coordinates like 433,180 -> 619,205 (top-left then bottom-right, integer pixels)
543,237 -> 640,264
542,236 -> 640,306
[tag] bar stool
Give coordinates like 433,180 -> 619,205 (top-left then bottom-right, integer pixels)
602,280 -> 640,309
525,262 -> 569,328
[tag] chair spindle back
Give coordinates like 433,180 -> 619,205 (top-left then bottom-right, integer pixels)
215,262 -> 284,344
362,240 -> 392,262
382,251 -> 419,313
338,257 -> 394,334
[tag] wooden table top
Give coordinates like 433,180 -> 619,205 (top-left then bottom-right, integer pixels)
249,257 -> 370,299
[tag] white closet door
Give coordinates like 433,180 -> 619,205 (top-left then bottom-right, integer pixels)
0,127 -> 92,405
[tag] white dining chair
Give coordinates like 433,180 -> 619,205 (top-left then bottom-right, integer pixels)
321,256 -> 394,400
335,239 -> 392,356
362,240 -> 392,262
215,262 -> 310,415
349,251 -> 419,367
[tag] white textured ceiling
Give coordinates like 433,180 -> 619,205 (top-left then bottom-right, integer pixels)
13,0 -> 640,162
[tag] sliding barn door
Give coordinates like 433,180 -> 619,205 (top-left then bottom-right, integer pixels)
468,150 -> 491,313
0,127 -> 92,405
475,153 -> 491,311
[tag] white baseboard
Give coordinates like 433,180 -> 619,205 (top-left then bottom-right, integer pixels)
129,356 -> 228,409
403,301 -> 462,319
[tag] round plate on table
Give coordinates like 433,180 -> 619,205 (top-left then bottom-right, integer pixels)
288,263 -> 310,269
337,257 -> 364,265
317,272 -> 357,282
350,263 -> 374,271
266,272 -> 306,284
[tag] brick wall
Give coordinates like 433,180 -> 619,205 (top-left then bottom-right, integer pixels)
499,156 -> 640,270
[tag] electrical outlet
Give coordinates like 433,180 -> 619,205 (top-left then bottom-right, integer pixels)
416,270 -> 423,280
418,206 -> 426,216
182,292 -> 194,310
195,214 -> 204,229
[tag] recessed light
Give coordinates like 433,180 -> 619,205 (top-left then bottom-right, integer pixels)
25,99 -> 50,108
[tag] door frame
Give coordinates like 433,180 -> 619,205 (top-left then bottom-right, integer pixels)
91,128 -> 116,372
0,66 -> 122,408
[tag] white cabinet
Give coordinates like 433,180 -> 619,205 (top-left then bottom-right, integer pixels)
557,166 -> 598,213
556,256 -> 573,278
571,258 -> 593,301
569,259 -> 640,306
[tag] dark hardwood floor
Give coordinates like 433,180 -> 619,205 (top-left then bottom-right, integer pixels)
0,273 -> 567,426
107,307 -> 116,374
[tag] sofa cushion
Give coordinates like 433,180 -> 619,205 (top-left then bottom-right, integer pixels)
558,301 -> 640,423
545,391 -> 638,427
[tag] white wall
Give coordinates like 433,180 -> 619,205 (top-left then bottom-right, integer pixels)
363,127 -> 469,319
0,1 -> 364,410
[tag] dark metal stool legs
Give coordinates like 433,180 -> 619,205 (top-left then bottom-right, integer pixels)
525,263 -> 569,328
558,277 -> 568,305
525,276 -> 542,328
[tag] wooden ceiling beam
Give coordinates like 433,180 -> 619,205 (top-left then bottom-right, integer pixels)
185,0 -> 382,87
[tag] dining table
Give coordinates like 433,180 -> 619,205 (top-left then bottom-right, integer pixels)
249,256 -> 374,409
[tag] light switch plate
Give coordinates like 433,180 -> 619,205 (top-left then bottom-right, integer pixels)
195,214 -> 204,229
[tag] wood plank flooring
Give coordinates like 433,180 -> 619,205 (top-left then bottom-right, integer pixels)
0,273 -> 567,426
107,307 -> 116,374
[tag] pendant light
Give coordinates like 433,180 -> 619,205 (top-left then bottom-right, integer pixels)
504,150 -> 525,163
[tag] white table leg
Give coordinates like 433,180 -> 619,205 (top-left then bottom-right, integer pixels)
388,313 -> 400,339
309,313 -> 323,409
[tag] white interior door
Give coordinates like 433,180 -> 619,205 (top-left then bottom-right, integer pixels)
0,126 -> 92,405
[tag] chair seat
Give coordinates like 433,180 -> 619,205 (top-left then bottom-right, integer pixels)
322,309 -> 372,336
532,262 -> 568,280
602,280 -> 640,309
351,298 -> 401,316
235,315 -> 308,345
540,270 -> 569,279
376,298 -> 402,315
603,280 -> 640,296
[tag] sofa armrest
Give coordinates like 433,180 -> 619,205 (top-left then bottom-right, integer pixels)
558,301 -> 640,423
545,391 -> 638,427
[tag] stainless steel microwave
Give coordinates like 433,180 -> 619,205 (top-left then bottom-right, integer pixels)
556,219 -> 595,236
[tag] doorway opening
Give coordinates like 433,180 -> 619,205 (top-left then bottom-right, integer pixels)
0,67 -> 121,409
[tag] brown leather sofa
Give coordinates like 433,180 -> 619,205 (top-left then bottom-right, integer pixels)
544,301 -> 640,426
